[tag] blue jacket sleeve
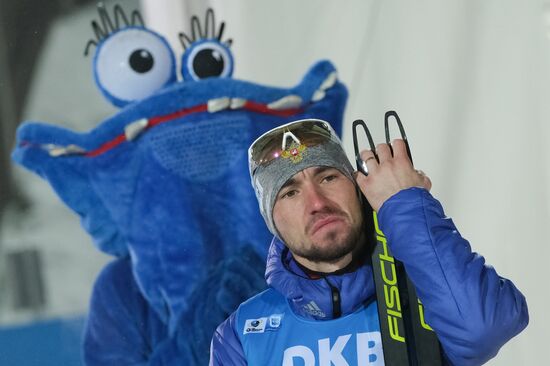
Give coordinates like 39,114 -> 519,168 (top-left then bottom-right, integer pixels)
378,187 -> 528,366
209,312 -> 247,366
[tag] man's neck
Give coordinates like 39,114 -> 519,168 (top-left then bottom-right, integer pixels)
292,253 -> 353,274
294,254 -> 364,279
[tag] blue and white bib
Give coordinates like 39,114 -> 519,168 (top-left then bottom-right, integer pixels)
236,289 -> 384,366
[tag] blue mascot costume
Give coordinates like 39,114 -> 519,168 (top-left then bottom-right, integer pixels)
12,4 -> 348,365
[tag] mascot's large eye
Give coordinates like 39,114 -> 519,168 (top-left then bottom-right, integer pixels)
94,28 -> 176,107
129,49 -> 154,73
181,40 -> 233,81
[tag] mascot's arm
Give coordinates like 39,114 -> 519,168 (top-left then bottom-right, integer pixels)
83,258 -> 157,365
183,245 -> 266,365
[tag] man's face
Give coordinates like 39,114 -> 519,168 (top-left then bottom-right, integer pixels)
272,166 -> 364,265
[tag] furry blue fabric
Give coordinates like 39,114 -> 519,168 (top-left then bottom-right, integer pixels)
11,5 -> 348,365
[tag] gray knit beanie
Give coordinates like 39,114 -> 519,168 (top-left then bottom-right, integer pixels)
248,119 -> 355,236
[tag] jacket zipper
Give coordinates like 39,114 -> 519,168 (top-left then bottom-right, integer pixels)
324,278 -> 342,318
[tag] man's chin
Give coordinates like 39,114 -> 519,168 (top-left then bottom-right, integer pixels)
305,245 -> 354,264
308,235 -> 356,261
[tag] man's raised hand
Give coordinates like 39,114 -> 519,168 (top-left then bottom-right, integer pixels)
355,139 -> 431,212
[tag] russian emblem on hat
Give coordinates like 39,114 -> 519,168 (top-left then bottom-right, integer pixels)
281,130 -> 307,163
281,141 -> 306,163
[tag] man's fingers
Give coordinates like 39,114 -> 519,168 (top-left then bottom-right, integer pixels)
416,169 -> 432,191
422,174 -> 432,191
391,139 -> 411,161
376,143 -> 392,163
359,149 -> 377,175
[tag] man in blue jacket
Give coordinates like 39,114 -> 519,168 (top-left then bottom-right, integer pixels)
210,119 -> 528,365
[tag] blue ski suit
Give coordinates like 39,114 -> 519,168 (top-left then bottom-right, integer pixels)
210,187 -> 528,365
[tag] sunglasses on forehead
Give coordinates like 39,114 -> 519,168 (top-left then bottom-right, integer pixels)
249,119 -> 341,169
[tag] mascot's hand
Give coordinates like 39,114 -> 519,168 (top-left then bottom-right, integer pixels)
176,245 -> 266,364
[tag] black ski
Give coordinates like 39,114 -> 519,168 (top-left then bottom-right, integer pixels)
352,112 -> 443,365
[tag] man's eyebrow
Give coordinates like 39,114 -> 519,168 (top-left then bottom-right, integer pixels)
279,177 -> 297,191
312,166 -> 337,176
279,167 -> 339,193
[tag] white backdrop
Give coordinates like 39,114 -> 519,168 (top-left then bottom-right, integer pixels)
142,0 -> 550,364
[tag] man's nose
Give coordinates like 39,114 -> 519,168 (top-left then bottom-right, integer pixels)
304,185 -> 330,213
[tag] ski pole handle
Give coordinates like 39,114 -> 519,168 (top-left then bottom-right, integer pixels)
384,110 -> 413,165
352,119 -> 377,176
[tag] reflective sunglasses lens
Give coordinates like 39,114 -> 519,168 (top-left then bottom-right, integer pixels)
251,121 -> 333,167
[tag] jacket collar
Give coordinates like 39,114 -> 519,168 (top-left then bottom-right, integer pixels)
265,237 -> 375,320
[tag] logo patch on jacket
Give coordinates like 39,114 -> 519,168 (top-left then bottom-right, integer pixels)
244,317 -> 267,334
269,314 -> 282,328
303,300 -> 326,318
244,314 -> 284,334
